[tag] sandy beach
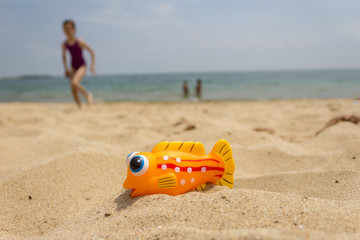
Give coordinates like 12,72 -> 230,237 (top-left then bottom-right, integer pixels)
0,99 -> 359,239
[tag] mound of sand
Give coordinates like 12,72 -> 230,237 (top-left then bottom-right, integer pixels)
0,100 -> 359,239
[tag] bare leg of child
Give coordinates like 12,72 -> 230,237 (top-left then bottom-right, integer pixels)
71,66 -> 92,106
67,70 -> 81,108
71,84 -> 82,108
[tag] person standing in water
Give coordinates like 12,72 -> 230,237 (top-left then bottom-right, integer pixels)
62,19 -> 95,108
183,80 -> 189,99
196,78 -> 202,99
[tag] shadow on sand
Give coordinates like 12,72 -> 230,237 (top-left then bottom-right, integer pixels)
114,184 -> 220,212
114,189 -> 143,211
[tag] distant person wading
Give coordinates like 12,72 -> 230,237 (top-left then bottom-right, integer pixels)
196,78 -> 202,99
183,81 -> 189,99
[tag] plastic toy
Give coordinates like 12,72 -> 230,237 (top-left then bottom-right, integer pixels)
123,139 -> 235,197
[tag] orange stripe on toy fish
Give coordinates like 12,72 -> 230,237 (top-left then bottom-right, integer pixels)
123,139 -> 235,197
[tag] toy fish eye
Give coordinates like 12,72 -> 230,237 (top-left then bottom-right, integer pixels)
129,155 -> 149,176
126,152 -> 139,166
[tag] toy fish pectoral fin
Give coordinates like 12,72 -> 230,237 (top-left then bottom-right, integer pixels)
211,139 -> 235,189
157,173 -> 177,189
195,183 -> 206,191
152,141 -> 205,155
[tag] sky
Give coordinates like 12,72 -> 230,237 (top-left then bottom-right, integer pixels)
1,0 -> 360,76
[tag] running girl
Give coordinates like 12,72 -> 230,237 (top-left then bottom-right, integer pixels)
62,19 -> 95,108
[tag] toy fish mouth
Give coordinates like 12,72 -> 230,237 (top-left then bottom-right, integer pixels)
130,188 -> 140,197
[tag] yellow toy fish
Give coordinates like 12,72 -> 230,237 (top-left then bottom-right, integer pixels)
123,139 -> 235,197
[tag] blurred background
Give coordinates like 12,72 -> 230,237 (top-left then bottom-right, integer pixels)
0,0 -> 360,102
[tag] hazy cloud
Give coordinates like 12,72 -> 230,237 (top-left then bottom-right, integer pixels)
150,3 -> 175,16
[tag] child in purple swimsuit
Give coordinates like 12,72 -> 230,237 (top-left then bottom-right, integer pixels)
62,19 -> 95,108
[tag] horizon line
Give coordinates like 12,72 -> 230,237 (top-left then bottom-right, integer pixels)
2,66 -> 360,79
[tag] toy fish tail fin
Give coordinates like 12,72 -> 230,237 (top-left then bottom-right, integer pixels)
211,139 -> 235,189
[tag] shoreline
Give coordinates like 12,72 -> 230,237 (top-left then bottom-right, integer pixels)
0,97 -> 359,103
2,70 -> 360,103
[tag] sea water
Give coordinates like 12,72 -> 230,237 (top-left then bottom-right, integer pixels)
0,69 -> 359,102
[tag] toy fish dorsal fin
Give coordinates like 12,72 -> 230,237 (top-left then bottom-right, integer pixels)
152,141 -> 170,153
152,141 -> 205,155
178,141 -> 205,155
165,141 -> 183,151
189,142 -> 206,155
